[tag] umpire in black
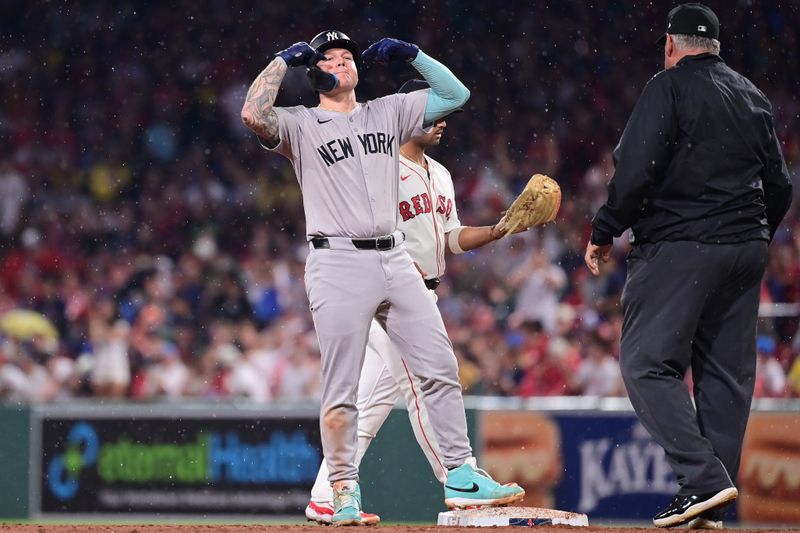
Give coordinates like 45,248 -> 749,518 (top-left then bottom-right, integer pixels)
584,3 -> 792,529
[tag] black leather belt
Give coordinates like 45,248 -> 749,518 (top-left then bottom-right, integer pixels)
424,278 -> 441,290
310,235 -> 399,251
353,235 -> 397,250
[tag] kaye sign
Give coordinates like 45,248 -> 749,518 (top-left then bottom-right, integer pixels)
553,414 -> 679,520
37,415 -> 321,515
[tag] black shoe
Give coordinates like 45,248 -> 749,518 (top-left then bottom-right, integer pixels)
687,508 -> 725,529
653,487 -> 737,528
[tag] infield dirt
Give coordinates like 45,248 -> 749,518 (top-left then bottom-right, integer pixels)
0,525 -> 799,532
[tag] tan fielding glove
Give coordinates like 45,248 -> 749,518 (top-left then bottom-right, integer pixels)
502,174 -> 561,236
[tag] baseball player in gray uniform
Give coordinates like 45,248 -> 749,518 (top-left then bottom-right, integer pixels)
305,80 -> 520,525
241,32 -> 523,525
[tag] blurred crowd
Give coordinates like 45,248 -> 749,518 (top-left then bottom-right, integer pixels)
1,0 -> 799,403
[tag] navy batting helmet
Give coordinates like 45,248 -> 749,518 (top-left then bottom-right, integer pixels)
309,30 -> 360,63
307,30 -> 359,92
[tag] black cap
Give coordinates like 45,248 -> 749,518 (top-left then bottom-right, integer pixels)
309,30 -> 360,63
656,3 -> 719,45
397,79 -> 463,116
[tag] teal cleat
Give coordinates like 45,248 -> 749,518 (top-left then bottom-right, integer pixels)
444,458 -> 525,509
332,480 -> 363,526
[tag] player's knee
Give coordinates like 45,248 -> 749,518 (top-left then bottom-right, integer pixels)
323,406 -> 351,432
428,351 -> 459,376
418,373 -> 460,394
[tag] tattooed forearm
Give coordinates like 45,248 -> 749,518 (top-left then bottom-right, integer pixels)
241,58 -> 287,147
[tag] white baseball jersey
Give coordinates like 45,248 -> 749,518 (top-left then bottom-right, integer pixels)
266,91 -> 428,239
397,153 -> 461,279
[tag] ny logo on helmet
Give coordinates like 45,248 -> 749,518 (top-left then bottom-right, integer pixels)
326,32 -> 338,41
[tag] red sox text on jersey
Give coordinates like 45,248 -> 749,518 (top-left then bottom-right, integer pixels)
399,192 -> 453,222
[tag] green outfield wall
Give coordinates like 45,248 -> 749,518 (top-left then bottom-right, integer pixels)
2,398 -> 798,525
0,404 -> 31,518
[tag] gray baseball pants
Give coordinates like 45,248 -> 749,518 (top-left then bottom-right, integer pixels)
304,235 -> 472,482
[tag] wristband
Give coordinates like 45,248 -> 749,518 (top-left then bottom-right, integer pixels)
448,227 -> 465,254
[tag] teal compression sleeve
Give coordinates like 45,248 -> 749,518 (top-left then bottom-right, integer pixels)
412,50 -> 470,124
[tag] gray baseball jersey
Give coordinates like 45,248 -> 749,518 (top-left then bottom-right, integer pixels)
261,87 -> 472,484
266,90 -> 429,238
309,155 -> 462,503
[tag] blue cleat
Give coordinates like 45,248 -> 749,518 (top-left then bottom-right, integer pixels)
444,458 -> 525,509
332,480 -> 363,526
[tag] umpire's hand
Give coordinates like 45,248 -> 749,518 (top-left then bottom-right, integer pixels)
585,241 -> 612,276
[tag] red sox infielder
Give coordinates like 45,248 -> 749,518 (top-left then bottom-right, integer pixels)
241,30 -> 523,525
305,79 -> 521,525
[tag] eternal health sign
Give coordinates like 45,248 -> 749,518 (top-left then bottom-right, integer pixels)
35,409 -> 321,515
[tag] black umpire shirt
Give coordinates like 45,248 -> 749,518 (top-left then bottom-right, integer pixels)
591,53 -> 792,246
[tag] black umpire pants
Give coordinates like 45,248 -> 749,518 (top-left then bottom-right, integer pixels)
620,239 -> 768,495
